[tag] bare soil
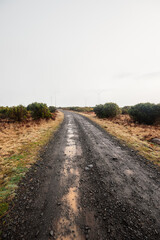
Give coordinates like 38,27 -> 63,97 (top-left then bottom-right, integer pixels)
1,111 -> 160,240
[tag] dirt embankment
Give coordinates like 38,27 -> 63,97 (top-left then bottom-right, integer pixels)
1,111 -> 160,240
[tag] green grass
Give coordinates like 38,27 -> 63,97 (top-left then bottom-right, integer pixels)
0,156 -> 28,202
0,202 -> 9,216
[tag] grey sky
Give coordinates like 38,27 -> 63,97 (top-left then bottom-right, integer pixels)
0,0 -> 160,107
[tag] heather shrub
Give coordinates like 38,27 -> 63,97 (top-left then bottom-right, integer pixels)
7,105 -> 28,121
27,102 -> 52,119
94,104 -> 105,118
103,103 -> 121,118
154,104 -> 160,120
49,106 -> 56,113
121,106 -> 131,115
128,103 -> 160,125
0,107 -> 9,119
94,103 -> 121,118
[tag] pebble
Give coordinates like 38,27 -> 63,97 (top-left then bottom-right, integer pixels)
85,234 -> 89,239
85,167 -> 90,171
122,207 -> 126,212
35,230 -> 39,236
88,164 -> 93,168
50,230 -> 54,236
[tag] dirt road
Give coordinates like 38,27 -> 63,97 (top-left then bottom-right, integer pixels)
1,111 -> 160,240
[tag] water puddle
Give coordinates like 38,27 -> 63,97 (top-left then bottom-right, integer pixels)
56,118 -> 84,239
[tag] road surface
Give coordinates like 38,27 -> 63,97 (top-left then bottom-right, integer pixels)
1,111 -> 160,240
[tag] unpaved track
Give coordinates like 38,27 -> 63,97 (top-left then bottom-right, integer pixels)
1,111 -> 160,240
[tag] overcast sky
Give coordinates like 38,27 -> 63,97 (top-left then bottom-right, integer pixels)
0,0 -> 160,107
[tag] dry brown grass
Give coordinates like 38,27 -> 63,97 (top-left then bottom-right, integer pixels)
80,112 -> 160,166
0,111 -> 64,215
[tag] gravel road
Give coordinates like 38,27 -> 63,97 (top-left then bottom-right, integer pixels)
1,111 -> 160,240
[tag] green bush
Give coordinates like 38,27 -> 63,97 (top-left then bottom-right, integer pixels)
128,103 -> 160,125
121,106 -> 131,115
27,102 -> 52,120
0,107 -> 9,119
154,104 -> 160,120
7,105 -> 28,121
103,103 -> 121,118
49,106 -> 56,113
94,103 -> 121,118
94,104 -> 105,118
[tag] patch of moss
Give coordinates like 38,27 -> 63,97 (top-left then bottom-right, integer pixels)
0,202 -> 9,216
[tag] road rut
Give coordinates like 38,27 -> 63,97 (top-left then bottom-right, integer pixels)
1,111 -> 160,240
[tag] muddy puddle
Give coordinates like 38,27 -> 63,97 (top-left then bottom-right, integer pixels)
55,117 -> 84,240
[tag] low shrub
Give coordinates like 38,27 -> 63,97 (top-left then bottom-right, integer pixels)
0,107 -> 9,119
103,103 -> 121,118
7,105 -> 28,121
154,104 -> 160,120
94,103 -> 121,118
49,106 -> 56,113
128,103 -> 160,125
121,106 -> 131,115
94,104 -> 105,118
27,102 -> 52,120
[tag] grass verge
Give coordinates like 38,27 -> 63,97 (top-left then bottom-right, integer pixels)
0,111 -> 64,218
79,112 -> 160,166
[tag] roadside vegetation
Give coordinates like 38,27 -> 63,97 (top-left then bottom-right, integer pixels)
94,103 -> 121,118
76,102 -> 160,166
62,106 -> 93,112
0,103 -> 63,218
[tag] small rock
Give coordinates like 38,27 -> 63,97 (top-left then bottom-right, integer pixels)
122,207 -> 126,212
155,229 -> 159,235
50,230 -> 54,236
112,157 -> 118,161
88,164 -> 93,168
85,234 -> 89,239
85,167 -> 90,171
35,230 -> 39,236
